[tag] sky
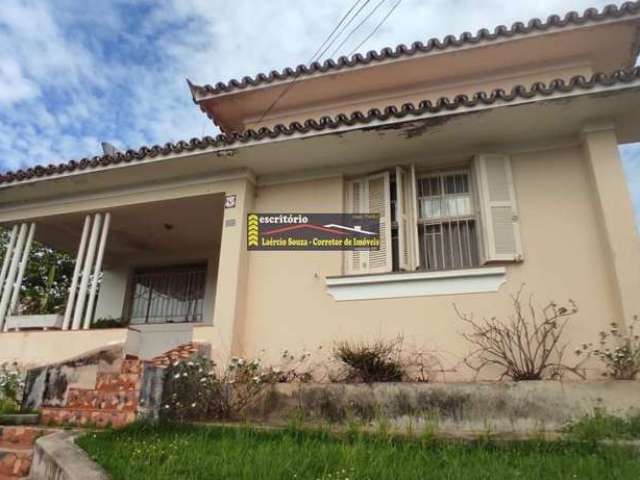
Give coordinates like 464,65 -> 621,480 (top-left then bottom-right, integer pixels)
0,0 -> 638,225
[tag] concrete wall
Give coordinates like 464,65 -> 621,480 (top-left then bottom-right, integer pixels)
253,381 -> 640,434
238,144 -> 634,379
0,329 -> 127,367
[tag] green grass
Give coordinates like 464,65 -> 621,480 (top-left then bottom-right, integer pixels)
565,409 -> 640,441
77,422 -> 640,480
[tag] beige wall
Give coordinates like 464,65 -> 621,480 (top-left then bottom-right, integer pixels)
239,145 -> 629,379
0,329 -> 128,367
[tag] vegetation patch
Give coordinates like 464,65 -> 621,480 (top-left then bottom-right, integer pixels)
565,409 -> 640,441
77,422 -> 640,480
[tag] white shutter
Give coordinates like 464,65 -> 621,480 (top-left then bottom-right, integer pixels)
473,154 -> 523,263
344,172 -> 393,275
395,166 -> 420,271
366,172 -> 393,274
344,178 -> 366,275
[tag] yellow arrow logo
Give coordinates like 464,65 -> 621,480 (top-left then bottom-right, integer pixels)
247,214 -> 259,247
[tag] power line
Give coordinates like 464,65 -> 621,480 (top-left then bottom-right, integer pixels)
313,0 -> 371,64
308,0 -> 365,64
348,0 -> 403,57
257,0 -> 367,124
326,0 -> 389,61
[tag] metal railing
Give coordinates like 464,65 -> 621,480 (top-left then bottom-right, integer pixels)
417,171 -> 479,271
128,266 -> 206,325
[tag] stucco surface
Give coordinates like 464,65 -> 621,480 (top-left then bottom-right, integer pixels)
239,147 -> 630,379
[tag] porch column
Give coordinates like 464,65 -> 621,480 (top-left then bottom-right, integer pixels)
64,212 -> 111,330
212,179 -> 254,358
582,124 -> 640,326
62,216 -> 91,330
0,222 -> 35,331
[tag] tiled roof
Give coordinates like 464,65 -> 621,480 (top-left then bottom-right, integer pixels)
188,1 -> 640,98
2,67 -> 640,185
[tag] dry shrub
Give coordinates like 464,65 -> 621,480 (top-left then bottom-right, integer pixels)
333,339 -> 404,383
455,286 -> 584,381
332,338 -> 443,383
576,316 -> 640,380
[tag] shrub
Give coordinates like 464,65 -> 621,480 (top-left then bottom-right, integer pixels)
333,339 -> 404,383
160,352 -> 313,422
565,408 -> 640,441
456,286 -> 582,381
92,317 -> 129,329
575,316 -> 640,380
0,362 -> 25,414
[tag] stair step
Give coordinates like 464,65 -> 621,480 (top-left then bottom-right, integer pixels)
0,428 -> 48,449
66,388 -> 138,411
41,408 -> 136,429
120,359 -> 142,374
0,449 -> 32,478
95,372 -> 140,392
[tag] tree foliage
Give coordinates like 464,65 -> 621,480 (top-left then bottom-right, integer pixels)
0,228 -> 75,314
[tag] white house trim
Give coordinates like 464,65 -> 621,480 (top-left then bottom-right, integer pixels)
325,267 -> 506,301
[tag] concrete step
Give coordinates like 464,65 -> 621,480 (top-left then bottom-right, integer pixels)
66,388 -> 139,412
41,407 -> 136,429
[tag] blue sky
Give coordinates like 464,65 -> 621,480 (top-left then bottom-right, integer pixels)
0,0 -> 638,226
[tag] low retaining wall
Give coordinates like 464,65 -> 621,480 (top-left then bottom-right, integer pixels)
252,381 -> 640,433
30,432 -> 108,480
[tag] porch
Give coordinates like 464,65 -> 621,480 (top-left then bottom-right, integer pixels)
0,186 -> 247,364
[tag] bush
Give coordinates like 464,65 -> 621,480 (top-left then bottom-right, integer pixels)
92,317 -> 129,329
575,316 -> 640,380
456,286 -> 582,381
333,339 -> 405,383
160,353 -> 313,422
565,408 -> 640,441
0,362 -> 25,414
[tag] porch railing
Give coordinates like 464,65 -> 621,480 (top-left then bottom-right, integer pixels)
128,266 -> 206,325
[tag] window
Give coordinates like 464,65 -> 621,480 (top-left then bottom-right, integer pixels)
416,171 -> 479,271
344,154 -> 522,276
127,264 -> 207,324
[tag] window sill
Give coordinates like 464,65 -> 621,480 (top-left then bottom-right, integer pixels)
325,267 -> 506,301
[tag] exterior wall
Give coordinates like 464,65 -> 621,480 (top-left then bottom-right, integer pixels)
240,145 -> 629,378
0,329 -> 128,366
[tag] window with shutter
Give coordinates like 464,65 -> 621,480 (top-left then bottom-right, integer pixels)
472,154 -> 523,263
344,172 -> 393,275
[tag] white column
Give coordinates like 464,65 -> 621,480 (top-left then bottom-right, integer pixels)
71,213 -> 102,330
83,212 -> 110,329
7,223 -> 36,321
0,225 -> 18,290
62,216 -> 91,330
0,223 -> 28,330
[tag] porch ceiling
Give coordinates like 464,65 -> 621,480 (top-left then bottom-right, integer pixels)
32,193 -> 224,265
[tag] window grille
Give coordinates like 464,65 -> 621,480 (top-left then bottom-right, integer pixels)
127,264 -> 207,324
417,171 -> 479,271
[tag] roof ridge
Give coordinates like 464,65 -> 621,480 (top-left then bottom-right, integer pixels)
3,67 -> 640,185
189,1 -> 640,98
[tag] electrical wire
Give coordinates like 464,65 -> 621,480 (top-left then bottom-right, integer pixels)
257,0 -> 367,124
326,0 -> 389,61
348,0 -> 403,57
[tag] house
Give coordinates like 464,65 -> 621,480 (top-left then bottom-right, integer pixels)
1,2 -> 639,380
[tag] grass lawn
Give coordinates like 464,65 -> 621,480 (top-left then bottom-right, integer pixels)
77,422 -> 640,480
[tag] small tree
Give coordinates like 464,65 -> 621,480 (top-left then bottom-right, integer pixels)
455,287 -> 581,381
575,316 -> 640,380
